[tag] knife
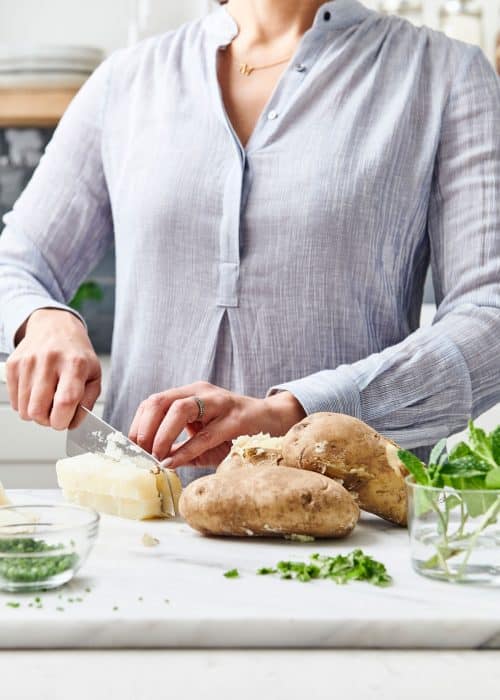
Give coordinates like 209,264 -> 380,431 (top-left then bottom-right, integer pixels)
0,366 -> 177,515
66,405 -> 176,517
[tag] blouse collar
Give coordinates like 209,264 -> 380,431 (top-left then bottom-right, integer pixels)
204,0 -> 372,45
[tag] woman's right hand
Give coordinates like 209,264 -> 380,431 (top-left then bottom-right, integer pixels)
5,308 -> 102,430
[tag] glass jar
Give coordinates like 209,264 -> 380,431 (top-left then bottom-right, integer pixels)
440,0 -> 483,48
379,1 -> 423,26
406,477 -> 500,584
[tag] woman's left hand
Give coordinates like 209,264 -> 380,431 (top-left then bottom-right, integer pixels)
128,381 -> 305,468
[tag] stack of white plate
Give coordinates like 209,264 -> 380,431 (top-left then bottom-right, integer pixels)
0,45 -> 104,89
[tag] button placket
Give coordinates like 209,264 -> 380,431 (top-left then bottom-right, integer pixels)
216,155 -> 246,308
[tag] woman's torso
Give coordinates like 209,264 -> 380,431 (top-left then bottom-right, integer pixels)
99,1 -> 469,444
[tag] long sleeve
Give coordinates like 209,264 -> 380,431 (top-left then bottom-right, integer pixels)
0,56 -> 114,354
269,47 -> 500,449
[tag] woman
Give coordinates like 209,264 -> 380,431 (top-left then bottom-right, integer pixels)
1,0 -> 499,483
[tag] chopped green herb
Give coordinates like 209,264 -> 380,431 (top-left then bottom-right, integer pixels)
138,596 -> 143,602
0,538 -> 77,584
56,607 -> 64,612
223,568 -> 240,578
75,597 -> 83,603
6,601 -> 20,608
164,599 -> 170,604
84,587 -> 92,593
113,606 -> 119,611
258,550 -> 392,586
257,567 -> 278,575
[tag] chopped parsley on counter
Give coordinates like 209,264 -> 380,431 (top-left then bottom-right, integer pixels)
257,549 -> 392,586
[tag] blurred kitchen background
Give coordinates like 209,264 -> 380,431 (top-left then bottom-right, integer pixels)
1,0 -> 500,486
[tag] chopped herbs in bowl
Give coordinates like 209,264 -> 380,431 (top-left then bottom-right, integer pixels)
0,504 -> 99,592
399,421 -> 500,584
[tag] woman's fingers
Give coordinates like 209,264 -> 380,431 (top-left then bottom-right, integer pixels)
50,360 -> 88,430
17,357 -> 36,420
5,356 -> 20,411
129,382 -> 215,453
132,394 -> 169,453
128,402 -> 144,444
81,376 -> 102,411
151,396 -> 206,460
163,416 -> 236,468
27,362 -> 59,426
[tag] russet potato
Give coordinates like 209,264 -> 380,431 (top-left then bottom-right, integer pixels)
179,464 -> 359,539
281,413 -> 408,526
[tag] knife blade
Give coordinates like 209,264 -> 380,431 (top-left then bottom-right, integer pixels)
66,405 -> 176,517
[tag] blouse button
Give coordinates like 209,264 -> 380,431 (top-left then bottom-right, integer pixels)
267,110 -> 279,120
324,11 -> 331,21
295,63 -> 307,72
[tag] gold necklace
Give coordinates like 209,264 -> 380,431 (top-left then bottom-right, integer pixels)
235,55 -> 292,77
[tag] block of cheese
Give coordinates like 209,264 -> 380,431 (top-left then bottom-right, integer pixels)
56,453 -> 182,521
0,479 -> 11,506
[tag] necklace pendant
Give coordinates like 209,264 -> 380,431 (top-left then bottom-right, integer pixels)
239,63 -> 253,77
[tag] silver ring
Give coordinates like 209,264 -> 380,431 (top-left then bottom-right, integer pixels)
193,396 -> 205,422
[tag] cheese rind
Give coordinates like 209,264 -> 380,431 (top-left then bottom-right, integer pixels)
56,453 -> 182,521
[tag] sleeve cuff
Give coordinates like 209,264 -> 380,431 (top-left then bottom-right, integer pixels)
0,294 -> 86,354
266,367 -> 362,418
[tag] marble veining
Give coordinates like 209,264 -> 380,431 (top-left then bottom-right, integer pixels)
0,490 -> 499,649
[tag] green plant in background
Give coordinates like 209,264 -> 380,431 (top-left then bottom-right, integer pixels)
399,421 -> 500,580
69,281 -> 104,312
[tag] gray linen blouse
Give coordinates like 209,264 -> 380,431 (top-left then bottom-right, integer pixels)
1,0 -> 500,477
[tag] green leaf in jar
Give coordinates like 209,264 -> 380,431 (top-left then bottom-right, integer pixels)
485,468 -> 500,490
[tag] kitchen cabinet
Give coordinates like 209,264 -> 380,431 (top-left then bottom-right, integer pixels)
0,87 -> 79,128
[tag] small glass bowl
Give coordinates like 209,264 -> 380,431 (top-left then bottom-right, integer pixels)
0,504 -> 99,592
406,476 -> 500,584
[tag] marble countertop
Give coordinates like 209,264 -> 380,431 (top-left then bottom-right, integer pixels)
1,489 -> 499,650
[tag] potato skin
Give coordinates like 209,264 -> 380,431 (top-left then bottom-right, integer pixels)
281,413 -> 408,526
179,465 -> 359,539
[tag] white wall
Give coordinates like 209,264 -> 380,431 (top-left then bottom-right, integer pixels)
0,1 -> 498,60
364,0 -> 500,64
0,0 -> 209,54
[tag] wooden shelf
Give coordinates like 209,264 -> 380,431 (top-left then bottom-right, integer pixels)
0,86 -> 80,128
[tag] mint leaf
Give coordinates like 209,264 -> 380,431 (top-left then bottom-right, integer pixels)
490,428 -> 500,466
448,441 -> 473,461
397,449 -> 429,485
429,438 -> 447,467
486,468 -> 500,489
468,421 -> 496,469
